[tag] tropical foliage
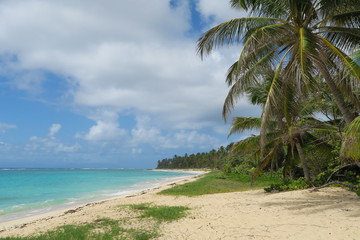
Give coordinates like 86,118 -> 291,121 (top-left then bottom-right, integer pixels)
195,0 -> 360,188
198,0 -> 360,125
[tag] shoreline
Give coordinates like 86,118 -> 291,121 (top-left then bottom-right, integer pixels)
1,170 -> 359,239
150,168 -> 210,174
0,169 -> 207,228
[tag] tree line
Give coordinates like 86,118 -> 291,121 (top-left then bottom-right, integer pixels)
156,144 -> 234,169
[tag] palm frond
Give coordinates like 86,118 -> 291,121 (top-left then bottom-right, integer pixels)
323,9 -> 360,27
298,27 -> 316,90
246,80 -> 271,106
222,49 -> 279,119
260,46 -> 293,155
228,117 -> 262,137
232,135 -> 260,153
341,116 -> 360,160
318,27 -> 360,52
318,35 -> 360,82
352,48 -> 360,62
318,0 -> 360,25
230,0 -> 290,19
197,17 -> 282,58
252,143 -> 284,177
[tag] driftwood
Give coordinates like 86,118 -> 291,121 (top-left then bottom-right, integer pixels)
312,181 -> 358,191
312,163 -> 360,191
326,163 -> 360,183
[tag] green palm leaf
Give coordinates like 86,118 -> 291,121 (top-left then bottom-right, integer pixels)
197,17 -> 283,58
341,116 -> 360,160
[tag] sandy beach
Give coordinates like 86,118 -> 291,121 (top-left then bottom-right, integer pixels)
0,173 -> 359,240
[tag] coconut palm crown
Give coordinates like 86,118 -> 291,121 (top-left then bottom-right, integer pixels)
197,0 -> 360,131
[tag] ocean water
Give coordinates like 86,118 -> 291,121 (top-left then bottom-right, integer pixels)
0,168 -> 197,222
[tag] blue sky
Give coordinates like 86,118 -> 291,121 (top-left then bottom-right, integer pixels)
0,0 -> 260,168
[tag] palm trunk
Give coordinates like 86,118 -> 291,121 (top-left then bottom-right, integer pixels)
295,140 -> 311,181
340,84 -> 360,113
319,69 -> 355,125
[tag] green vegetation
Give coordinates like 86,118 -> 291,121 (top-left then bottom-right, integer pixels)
264,178 -> 311,192
196,0 -> 360,187
157,0 -> 360,194
160,0 -> 360,194
1,218 -> 155,240
129,203 -> 189,222
2,204 -> 190,240
159,171 -> 282,196
157,145 -> 232,169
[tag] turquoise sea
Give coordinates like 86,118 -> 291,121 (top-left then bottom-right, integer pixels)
0,168 -> 197,222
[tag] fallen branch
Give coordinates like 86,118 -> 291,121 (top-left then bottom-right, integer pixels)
326,163 -> 360,183
312,181 -> 359,191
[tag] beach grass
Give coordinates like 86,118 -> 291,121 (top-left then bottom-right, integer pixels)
158,170 -> 282,196
1,204 -> 190,240
129,203 -> 189,222
1,218 -> 156,240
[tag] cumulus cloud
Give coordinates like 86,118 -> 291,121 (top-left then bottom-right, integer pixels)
75,110 -> 127,142
129,115 -> 220,149
0,123 -> 17,133
173,130 -> 219,148
79,120 -> 127,142
54,143 -> 80,153
196,0 -> 247,24
130,115 -> 170,147
0,0 -> 257,152
131,148 -> 142,154
28,124 -> 80,153
48,124 -> 61,137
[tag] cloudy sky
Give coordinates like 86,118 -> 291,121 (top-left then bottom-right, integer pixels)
0,0 -> 260,168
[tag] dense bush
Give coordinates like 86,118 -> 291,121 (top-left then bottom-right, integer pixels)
264,164 -> 360,194
264,177 -> 311,192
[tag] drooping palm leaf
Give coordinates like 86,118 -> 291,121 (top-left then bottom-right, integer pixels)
197,17 -> 284,58
260,47 -> 293,154
341,116 -> 360,160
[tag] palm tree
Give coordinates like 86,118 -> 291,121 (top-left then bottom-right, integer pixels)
229,108 -> 338,181
197,0 -> 360,129
228,69 -> 338,180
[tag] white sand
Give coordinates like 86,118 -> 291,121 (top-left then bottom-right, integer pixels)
0,174 -> 359,240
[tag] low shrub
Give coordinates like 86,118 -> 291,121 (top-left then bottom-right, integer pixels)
264,177 -> 311,192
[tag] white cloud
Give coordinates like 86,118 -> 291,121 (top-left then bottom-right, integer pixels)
173,130 -> 220,149
129,115 -> 220,149
79,120 -> 127,142
0,123 -> 17,133
54,143 -> 80,153
48,124 -> 61,137
0,0 -> 258,150
28,124 -> 80,153
76,110 -> 127,142
132,148 -> 142,154
130,115 -> 170,147
196,0 -> 247,24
